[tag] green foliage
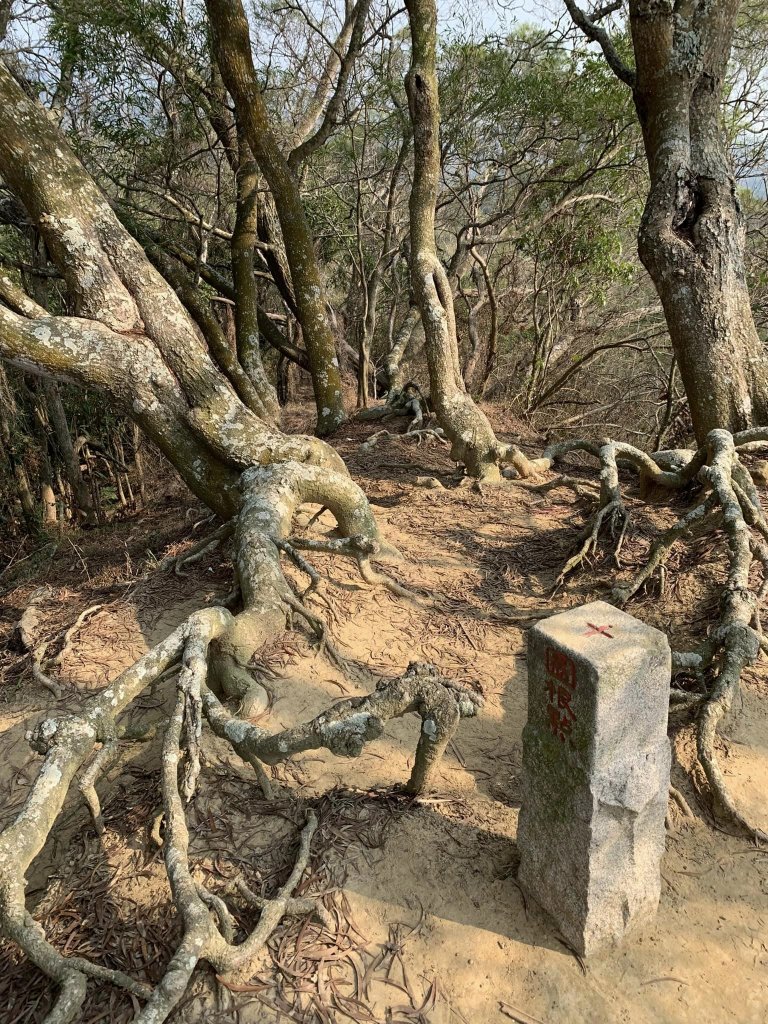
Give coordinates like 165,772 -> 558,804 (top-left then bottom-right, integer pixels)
2,0 -> 763,461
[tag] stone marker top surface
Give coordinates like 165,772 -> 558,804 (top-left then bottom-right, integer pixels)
528,599 -> 671,765
533,599 -> 668,663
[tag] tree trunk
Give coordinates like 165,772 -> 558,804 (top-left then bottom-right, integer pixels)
472,251 -> 498,394
460,257 -> 498,397
385,306 -> 420,395
355,136 -> 407,408
567,0 -> 768,443
9,457 -> 37,533
0,1 -> 11,41
0,53 -> 385,716
205,0 -> 346,436
0,362 -> 38,533
403,0 -> 503,479
0,61 -> 346,518
231,129 -> 281,424
357,322 -> 371,408
276,353 -> 290,406
630,0 -> 768,442
28,380 -> 61,526
42,380 -> 97,525
132,422 -> 147,506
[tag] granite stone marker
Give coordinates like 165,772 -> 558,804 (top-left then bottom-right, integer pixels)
517,599 -> 671,956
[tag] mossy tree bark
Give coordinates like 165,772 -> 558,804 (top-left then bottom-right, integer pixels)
205,0 -> 346,436
403,0 -> 504,479
566,0 -> 768,444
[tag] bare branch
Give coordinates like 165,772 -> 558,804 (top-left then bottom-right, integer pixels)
564,0 -> 636,88
288,0 -> 373,170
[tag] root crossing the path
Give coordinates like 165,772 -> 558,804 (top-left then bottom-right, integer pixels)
0,450 -> 482,1023
518,427 -> 768,843
2,424 -> 768,1023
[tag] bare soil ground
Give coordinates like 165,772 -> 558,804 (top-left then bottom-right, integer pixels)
0,405 -> 766,1024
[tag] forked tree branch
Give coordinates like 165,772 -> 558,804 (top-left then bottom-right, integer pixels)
563,0 -> 636,88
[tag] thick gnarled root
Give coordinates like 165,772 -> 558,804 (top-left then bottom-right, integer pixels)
695,623 -> 766,842
0,638 -> 479,1021
356,382 -> 431,433
0,609 -> 230,1024
533,427 -> 768,842
202,661 -> 481,796
0,457 -> 482,1021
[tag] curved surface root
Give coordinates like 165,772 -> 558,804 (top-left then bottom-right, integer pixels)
0,458 -> 482,1021
528,428 -> 768,842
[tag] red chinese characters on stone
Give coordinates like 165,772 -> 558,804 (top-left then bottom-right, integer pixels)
544,647 -> 577,742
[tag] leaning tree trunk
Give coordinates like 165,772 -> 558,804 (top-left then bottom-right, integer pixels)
0,62 -> 350,518
0,54 -> 369,672
403,0 -> 504,480
205,0 -> 346,436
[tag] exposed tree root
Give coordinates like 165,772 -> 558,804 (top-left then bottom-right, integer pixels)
15,595 -> 110,700
524,428 -> 768,842
359,425 -> 447,454
281,591 -> 352,671
0,642 -> 478,1020
78,717 -> 162,834
78,740 -> 120,835
357,556 -> 424,602
0,612 -> 211,1024
155,520 -> 235,577
356,382 -> 431,433
550,441 -> 629,587
202,661 -> 479,792
51,604 -> 104,670
669,785 -> 695,820
519,475 -> 600,501
234,854 -> 334,932
14,588 -> 63,699
6,421 -> 768,1022
0,458 -> 483,1021
29,646 -> 62,701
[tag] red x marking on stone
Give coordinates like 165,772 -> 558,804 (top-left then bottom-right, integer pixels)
584,622 -> 614,638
